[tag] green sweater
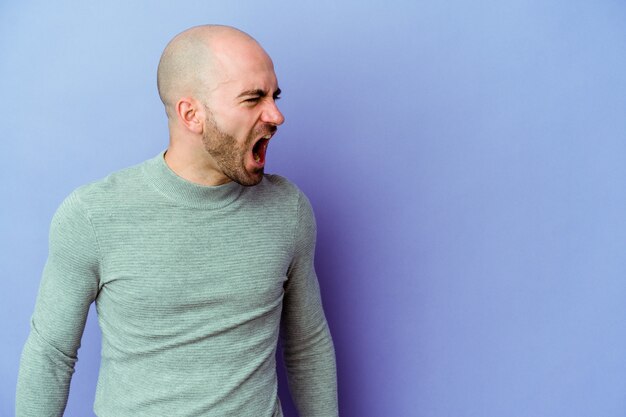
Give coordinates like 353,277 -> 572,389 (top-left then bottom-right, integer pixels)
16,150 -> 338,417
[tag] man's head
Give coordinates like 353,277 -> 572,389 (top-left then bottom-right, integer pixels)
157,25 -> 284,186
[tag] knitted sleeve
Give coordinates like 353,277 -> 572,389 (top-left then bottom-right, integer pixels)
16,190 -> 101,417
280,191 -> 338,417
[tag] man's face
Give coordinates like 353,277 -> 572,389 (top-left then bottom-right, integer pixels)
201,108 -> 277,186
200,44 -> 284,186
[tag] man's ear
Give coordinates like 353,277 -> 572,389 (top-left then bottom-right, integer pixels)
175,97 -> 205,134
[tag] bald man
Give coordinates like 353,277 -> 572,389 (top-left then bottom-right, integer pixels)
16,25 -> 338,417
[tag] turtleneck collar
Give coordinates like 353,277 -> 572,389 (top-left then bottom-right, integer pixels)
142,149 -> 244,210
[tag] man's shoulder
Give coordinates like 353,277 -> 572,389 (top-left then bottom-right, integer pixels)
262,173 -> 299,192
257,174 -> 316,218
64,155 -> 153,210
258,173 -> 308,202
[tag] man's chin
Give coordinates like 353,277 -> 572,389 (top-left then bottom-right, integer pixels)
232,169 -> 264,187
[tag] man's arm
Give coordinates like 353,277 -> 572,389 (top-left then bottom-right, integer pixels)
16,190 -> 100,417
280,191 -> 338,417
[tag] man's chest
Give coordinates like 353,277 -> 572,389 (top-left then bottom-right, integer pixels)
92,209 -> 294,315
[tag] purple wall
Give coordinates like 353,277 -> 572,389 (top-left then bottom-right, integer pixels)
2,1 -> 626,416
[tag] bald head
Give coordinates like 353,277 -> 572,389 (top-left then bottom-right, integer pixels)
157,25 -> 267,119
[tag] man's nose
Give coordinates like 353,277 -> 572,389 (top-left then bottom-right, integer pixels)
262,100 -> 285,126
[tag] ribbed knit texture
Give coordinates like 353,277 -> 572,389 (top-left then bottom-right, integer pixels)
16,150 -> 338,417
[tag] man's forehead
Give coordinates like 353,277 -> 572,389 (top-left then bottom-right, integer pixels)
213,69 -> 279,97
204,41 -> 279,99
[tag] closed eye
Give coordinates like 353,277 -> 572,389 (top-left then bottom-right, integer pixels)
240,88 -> 281,104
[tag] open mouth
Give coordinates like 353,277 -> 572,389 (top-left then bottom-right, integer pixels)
252,134 -> 272,166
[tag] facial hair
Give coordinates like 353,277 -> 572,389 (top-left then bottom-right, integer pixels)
201,109 -> 264,186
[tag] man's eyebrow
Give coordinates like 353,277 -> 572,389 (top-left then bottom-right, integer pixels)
237,88 -> 282,98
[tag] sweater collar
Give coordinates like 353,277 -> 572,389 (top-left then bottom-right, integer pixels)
142,149 -> 244,210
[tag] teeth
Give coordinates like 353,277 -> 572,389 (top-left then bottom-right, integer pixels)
263,134 -> 271,139
254,154 -> 260,162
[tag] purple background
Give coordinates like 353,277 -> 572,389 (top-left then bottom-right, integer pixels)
2,1 -> 626,416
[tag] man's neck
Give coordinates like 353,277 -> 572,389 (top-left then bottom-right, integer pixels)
163,145 -> 231,187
